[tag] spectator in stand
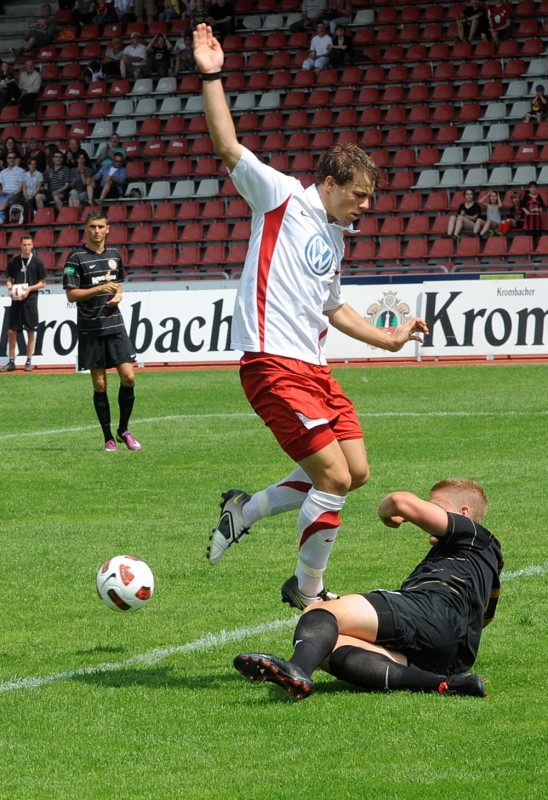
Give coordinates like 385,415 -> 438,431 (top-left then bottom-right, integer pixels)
72,0 -> 97,35
324,0 -> 352,36
457,0 -> 490,43
114,0 -> 136,31
45,143 -> 62,169
36,151 -> 71,212
290,0 -> 327,33
488,0 -> 513,46
205,0 -> 235,43
0,189 -> 9,223
0,136 -> 23,168
524,85 -> 547,124
120,32 -> 149,80
94,155 -> 128,204
64,136 -> 92,169
147,33 -> 173,78
446,189 -> 481,238
23,138 -> 47,173
102,35 -> 124,77
174,33 -> 196,74
18,59 -> 41,116
12,4 -> 57,57
134,0 -> 155,26
302,21 -> 333,74
95,0 -> 118,34
95,133 -> 127,168
521,181 -> 545,242
83,58 -> 104,86
0,61 -> 21,112
69,152 -> 96,210
499,190 -> 525,236
159,0 -> 184,23
21,158 -> 45,217
328,24 -> 353,68
187,0 -> 208,29
0,153 -> 26,211
474,190 -> 503,237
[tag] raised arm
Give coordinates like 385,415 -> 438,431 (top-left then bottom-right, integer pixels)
377,491 -> 449,537
193,23 -> 242,171
325,302 -> 429,353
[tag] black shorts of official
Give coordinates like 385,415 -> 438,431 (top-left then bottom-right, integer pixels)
7,302 -> 39,332
78,330 -> 135,371
363,589 -> 468,675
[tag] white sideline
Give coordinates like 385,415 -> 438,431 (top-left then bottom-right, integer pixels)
0,409 -> 546,441
0,564 -> 545,695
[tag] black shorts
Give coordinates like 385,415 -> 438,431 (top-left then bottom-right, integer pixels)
78,330 -> 135,371
363,589 -> 467,675
8,302 -> 39,332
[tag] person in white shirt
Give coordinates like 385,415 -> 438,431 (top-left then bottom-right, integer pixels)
302,21 -> 332,72
120,32 -> 148,79
194,24 -> 429,609
18,59 -> 42,116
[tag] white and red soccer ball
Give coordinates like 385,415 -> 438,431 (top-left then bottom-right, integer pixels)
96,555 -> 154,611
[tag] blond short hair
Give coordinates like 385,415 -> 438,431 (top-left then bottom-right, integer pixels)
429,477 -> 488,522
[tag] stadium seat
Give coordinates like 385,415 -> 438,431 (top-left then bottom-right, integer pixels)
511,166 -> 537,186
392,148 -> 415,168
129,224 -> 154,245
127,201 -> 152,221
438,147 -> 464,167
405,217 -> 429,236
424,192 -> 449,212
128,247 -> 152,270
399,193 -> 423,214
507,236 -> 533,259
482,237 -> 507,259
409,127 -> 433,146
414,169 -> 440,190
90,120 -> 113,139
377,239 -> 402,262
463,168 -> 488,188
429,238 -> 455,262
403,239 -> 428,262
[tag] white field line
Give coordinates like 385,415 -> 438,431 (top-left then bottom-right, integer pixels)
0,564 -> 545,695
0,409 -> 546,442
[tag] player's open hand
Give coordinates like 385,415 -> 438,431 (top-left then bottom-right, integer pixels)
193,23 -> 223,74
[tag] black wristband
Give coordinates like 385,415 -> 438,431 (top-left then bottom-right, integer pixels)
201,71 -> 222,81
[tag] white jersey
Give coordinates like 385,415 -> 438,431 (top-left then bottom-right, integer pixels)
229,147 -> 347,366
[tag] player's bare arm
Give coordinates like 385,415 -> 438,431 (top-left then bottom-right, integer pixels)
377,491 -> 450,537
194,23 -> 242,171
326,303 -> 429,352
65,281 -> 120,303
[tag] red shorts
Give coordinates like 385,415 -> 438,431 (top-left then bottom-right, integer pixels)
240,353 -> 363,462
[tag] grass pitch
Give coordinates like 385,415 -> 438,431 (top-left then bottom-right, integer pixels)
0,364 -> 546,800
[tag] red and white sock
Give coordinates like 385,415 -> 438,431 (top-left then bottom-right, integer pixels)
241,467 -> 312,527
295,487 -> 345,597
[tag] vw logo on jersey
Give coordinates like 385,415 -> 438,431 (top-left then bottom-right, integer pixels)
305,234 -> 334,275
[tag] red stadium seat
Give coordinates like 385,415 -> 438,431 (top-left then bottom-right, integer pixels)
128,247 -> 153,270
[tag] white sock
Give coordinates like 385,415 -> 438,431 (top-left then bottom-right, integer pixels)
241,467 -> 312,527
295,488 -> 345,596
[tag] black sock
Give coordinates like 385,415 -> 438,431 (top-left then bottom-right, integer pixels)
290,609 -> 339,677
93,391 -> 113,442
118,384 -> 135,434
328,646 -> 447,693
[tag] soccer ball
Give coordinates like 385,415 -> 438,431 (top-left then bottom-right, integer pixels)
11,283 -> 28,300
96,555 -> 154,612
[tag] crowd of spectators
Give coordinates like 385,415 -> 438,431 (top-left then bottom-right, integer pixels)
0,132 -> 129,222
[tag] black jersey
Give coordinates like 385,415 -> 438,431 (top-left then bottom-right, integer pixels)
63,245 -> 127,335
7,254 -> 46,308
399,512 -> 503,670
